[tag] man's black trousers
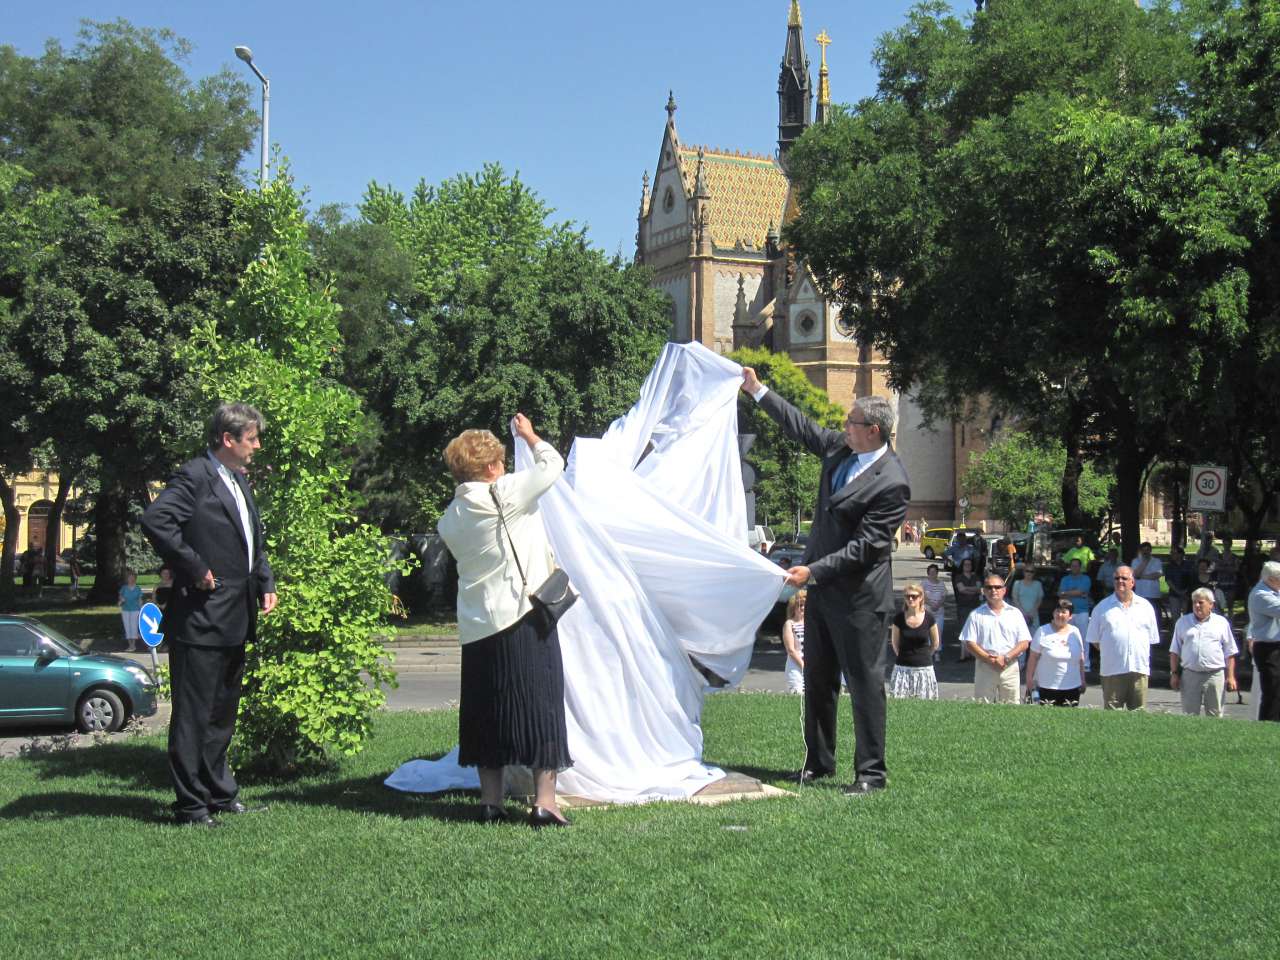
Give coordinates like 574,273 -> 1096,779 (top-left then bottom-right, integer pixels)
168,642 -> 245,820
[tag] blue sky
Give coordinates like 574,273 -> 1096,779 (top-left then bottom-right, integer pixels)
7,1 -> 962,255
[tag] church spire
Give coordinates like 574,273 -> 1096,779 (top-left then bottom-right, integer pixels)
815,29 -> 832,124
778,1 -> 813,160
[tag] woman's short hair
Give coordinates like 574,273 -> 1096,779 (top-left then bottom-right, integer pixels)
786,589 -> 808,620
1191,587 -> 1216,605
1263,561 -> 1280,582
1054,600 -> 1073,614
443,429 -> 505,483
207,402 -> 264,450
926,563 -> 939,575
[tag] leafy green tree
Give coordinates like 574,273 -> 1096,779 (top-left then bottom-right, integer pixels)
785,0 -> 1270,558
320,165 -> 672,531
0,22 -> 255,600
187,170 -> 396,771
729,347 -> 846,535
962,431 -> 1112,532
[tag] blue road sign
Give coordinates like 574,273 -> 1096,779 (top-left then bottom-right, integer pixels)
139,602 -> 164,648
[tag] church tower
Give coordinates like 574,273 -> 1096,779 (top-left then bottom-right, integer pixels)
777,0 -> 812,160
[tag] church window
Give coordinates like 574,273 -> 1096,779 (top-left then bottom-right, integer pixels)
663,187 -> 675,213
798,312 -> 816,335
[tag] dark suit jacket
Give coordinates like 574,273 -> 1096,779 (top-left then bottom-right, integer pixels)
759,390 -> 911,614
141,454 -> 275,647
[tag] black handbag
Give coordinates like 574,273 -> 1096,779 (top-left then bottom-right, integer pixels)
489,485 -> 578,630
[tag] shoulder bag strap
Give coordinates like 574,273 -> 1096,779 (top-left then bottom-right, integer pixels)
489,484 -> 528,593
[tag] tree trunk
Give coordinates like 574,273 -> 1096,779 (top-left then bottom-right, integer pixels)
1060,425 -> 1085,529
43,470 -> 76,589
1170,476 -> 1186,550
0,475 -> 20,605
1115,420 -> 1144,561
89,481 -> 131,604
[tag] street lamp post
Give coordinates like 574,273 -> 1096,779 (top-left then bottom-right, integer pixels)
234,45 -> 270,186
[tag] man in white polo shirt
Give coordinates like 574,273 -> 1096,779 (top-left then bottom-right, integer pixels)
1086,565 -> 1161,710
1170,587 -> 1238,716
960,572 -> 1031,703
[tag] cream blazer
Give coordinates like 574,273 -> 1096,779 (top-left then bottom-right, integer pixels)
437,441 -> 564,644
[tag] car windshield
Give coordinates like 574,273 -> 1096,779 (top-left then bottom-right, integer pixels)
28,620 -> 82,656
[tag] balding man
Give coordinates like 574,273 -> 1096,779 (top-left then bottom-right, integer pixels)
1085,565 -> 1160,710
741,368 -> 910,795
1246,561 -> 1280,721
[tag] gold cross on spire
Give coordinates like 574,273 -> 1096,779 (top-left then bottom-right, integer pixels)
816,29 -> 831,68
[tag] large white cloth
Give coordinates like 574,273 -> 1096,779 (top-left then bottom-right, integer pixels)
385,343 -> 788,803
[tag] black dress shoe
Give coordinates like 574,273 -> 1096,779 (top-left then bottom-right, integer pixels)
528,806 -> 571,829
210,801 -> 268,815
842,780 -> 885,797
791,769 -> 833,785
175,814 -> 220,828
478,804 -> 509,824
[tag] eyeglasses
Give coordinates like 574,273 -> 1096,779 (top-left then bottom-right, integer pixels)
1114,576 -> 1133,582
983,584 -> 1005,591
904,593 -> 922,600
845,420 -> 874,427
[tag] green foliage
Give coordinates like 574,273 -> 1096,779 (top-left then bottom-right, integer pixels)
314,165 -> 672,531
729,347 -> 845,532
186,170 -> 398,770
962,431 -> 1112,531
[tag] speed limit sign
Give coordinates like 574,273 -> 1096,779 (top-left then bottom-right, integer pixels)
1188,464 -> 1227,512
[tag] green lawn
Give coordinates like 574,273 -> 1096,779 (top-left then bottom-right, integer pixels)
2,696 -> 1275,958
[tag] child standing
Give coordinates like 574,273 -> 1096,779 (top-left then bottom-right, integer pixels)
782,590 -> 807,694
118,569 -> 143,652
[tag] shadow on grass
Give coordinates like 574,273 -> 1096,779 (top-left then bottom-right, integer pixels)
705,762 -> 799,787
0,791 -> 165,823
17,741 -> 168,789
254,772 -> 484,824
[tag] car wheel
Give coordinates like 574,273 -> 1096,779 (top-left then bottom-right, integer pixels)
76,688 -> 126,734
923,547 -> 935,560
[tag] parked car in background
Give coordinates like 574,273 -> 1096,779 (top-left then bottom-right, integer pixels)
0,616 -> 159,733
919,526 -> 960,560
748,525 -> 776,554
767,542 -> 806,571
941,528 -> 985,571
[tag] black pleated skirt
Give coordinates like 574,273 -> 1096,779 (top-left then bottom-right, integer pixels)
458,612 -> 573,771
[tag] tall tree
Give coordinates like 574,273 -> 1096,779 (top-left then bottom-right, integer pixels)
0,22 -> 256,599
785,0 -> 1269,557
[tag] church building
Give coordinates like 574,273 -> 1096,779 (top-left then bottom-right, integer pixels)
634,1 -> 959,522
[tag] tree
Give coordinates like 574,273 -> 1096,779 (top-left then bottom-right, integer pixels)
0,22 -> 255,600
319,165 -> 672,531
729,347 -> 846,535
187,170 -> 396,771
962,431 -> 1112,532
785,0 -> 1269,558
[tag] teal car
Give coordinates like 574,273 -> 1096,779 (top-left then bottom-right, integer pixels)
0,616 -> 159,733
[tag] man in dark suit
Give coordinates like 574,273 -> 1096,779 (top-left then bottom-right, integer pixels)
742,369 -> 910,794
142,403 -> 277,826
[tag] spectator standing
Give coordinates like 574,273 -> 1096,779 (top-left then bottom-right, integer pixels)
1246,561 -> 1280,722
1094,547 -> 1120,603
118,568 -> 144,652
1026,602 -> 1087,706
153,566 -> 174,610
960,573 -> 1031,704
1011,565 -> 1044,631
889,583 -> 939,699
67,552 -> 82,601
922,563 -> 947,661
1214,538 -> 1240,619
1192,559 -> 1228,614
1086,566 -> 1161,710
1130,543 -> 1164,628
1170,589 -> 1238,717
1058,558 -> 1094,671
782,590 -> 807,695
1061,535 -> 1096,570
952,558 -> 982,662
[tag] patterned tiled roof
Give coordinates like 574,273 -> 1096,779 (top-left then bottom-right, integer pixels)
677,147 -> 789,250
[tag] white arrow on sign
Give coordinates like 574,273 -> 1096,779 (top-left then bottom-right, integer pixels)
141,611 -> 160,635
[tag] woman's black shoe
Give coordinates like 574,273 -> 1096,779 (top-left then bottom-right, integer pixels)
478,804 -> 508,824
528,806 -> 570,829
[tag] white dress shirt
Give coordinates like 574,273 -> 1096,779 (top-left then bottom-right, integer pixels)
1170,612 -> 1237,672
1247,581 -> 1280,642
209,452 -> 253,567
1130,554 -> 1164,601
959,603 -> 1031,656
438,441 -> 564,644
1086,593 -> 1160,676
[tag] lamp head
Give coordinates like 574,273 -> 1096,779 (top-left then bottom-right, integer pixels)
234,45 -> 254,63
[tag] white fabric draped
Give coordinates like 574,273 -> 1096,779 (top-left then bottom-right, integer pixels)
384,342 -> 788,803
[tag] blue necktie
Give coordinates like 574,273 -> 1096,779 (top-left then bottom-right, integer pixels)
832,453 -> 858,493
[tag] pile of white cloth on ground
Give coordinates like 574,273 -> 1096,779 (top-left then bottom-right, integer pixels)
384,342 -> 787,803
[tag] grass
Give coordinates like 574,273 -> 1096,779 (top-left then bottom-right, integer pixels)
2,695 -> 1276,959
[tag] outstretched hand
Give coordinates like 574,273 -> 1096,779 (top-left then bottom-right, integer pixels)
511,412 -> 542,447
740,367 -> 762,395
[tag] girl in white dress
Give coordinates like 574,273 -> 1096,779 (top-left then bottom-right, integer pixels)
782,590 -> 807,694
